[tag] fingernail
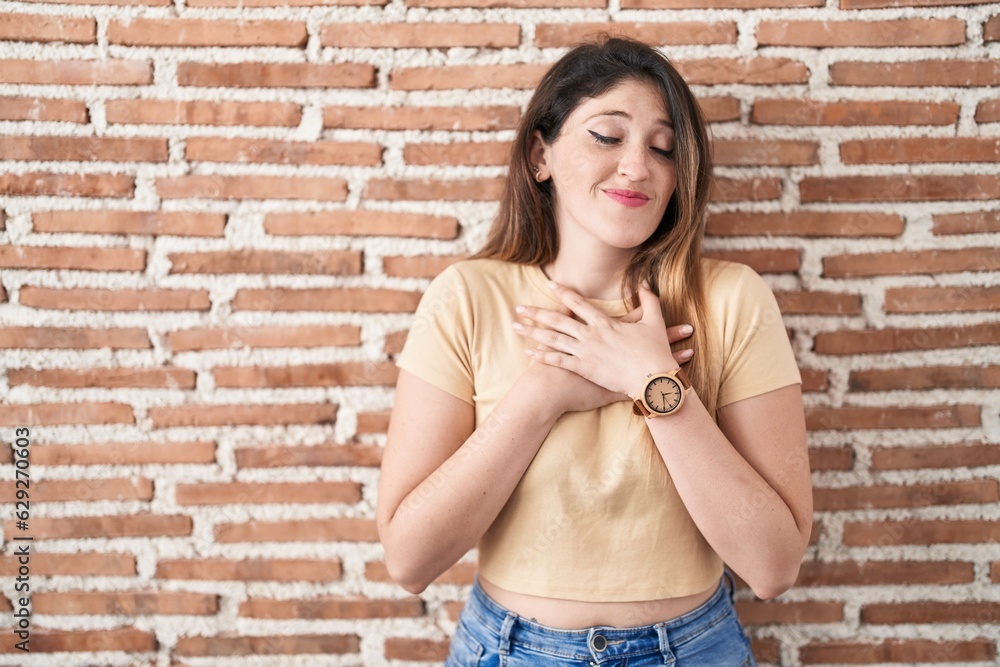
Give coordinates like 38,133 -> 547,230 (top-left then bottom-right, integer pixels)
512,322 -> 524,332
523,348 -> 535,357
548,280 -> 559,289
680,324 -> 693,335
641,279 -> 650,289
515,305 -> 526,314
680,348 -> 694,359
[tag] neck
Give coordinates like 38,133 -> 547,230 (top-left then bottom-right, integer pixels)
542,240 -> 634,301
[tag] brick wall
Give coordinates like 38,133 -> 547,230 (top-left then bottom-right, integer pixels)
0,0 -> 997,665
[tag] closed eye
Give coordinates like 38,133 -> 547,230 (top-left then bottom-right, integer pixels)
588,130 -> 674,159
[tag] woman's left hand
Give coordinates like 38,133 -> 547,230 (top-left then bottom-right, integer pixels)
512,280 -> 684,398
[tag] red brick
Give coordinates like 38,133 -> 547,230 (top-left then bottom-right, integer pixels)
0,14 -> 96,44
993,562 -> 1000,582
796,560 -> 974,587
265,210 -> 459,239
366,560 -> 476,585
157,175 -> 348,201
149,403 -> 337,428
232,287 -> 421,312
676,58 -> 809,84
841,137 -> 1000,164
174,634 -> 358,656
8,368 -> 195,389
711,177 -> 782,201
0,628 -> 156,653
32,441 -> 216,466
235,444 -> 382,468
886,285 -> 1000,313
108,18 -> 306,47
0,172 -> 133,198
384,254 -> 466,278
977,98 -> 1000,122
851,366 -> 1000,391
814,323 -> 1000,355
157,558 -> 342,581
700,96 -> 741,122
186,137 -> 380,166
168,249 -> 362,275
842,0 -> 994,7
871,443 -> 1000,470
391,63 -> 548,90
324,105 -> 519,131
985,14 -> 1000,41
735,600 -> 843,625
800,639 -> 995,664
179,62 -> 375,88
322,22 -> 519,47
240,596 -> 423,619
0,552 -> 135,577
356,411 -> 391,434
825,247 -> 1000,277
863,601 -> 1000,625
831,60 -> 1000,87
800,175 -> 1000,202
0,97 -> 89,123
814,479 -> 998,511
703,249 -> 799,273
0,402 -> 133,426
2,514 -> 191,539
774,291 -> 862,315
409,0 -> 600,5
934,210 -> 1000,235
214,362 -> 397,388
623,0 -> 822,5
19,286 -> 210,312
535,22 -> 735,47
190,0 -> 387,4
106,99 -> 301,126
809,446 -> 853,471
0,327 -> 147,353
176,481 -> 361,505
843,519 -> 1000,546
752,98 -> 959,126
0,136 -> 168,162
714,139 -> 818,166
404,141 -> 509,166
365,177 -> 504,201
385,638 -> 450,662
0,477 -> 152,501
0,245 -> 145,271
168,324 -> 361,352
758,19 -> 965,46
806,405 -> 980,430
33,591 -> 217,615
33,210 -> 226,236
707,211 -> 902,237
0,59 -> 151,85
215,518 -> 378,542
18,0 -> 169,4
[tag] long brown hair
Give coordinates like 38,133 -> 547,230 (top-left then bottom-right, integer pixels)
473,35 -> 720,420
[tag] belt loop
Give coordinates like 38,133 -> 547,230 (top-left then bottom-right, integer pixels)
656,623 -> 674,665
497,612 -> 516,656
723,568 -> 736,604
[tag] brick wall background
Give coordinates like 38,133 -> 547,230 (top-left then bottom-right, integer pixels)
0,0 -> 998,665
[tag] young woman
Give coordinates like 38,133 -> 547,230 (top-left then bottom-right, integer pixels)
376,36 -> 812,666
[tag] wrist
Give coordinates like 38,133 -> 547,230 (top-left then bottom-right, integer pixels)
629,354 -> 680,398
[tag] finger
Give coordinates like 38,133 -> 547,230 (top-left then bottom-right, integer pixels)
512,321 -> 581,355
548,281 -> 607,326
523,346 -> 576,371
515,304 -> 586,339
666,323 -> 694,344
618,304 -> 643,324
637,281 -> 666,327
673,348 -> 694,365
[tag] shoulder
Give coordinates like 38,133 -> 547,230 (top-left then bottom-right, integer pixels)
701,257 -> 773,304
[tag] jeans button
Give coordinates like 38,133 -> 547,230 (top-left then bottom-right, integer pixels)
591,634 -> 607,651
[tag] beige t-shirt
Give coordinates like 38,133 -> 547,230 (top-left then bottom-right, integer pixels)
396,257 -> 801,601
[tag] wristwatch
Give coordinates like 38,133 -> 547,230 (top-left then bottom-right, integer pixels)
632,367 -> 691,418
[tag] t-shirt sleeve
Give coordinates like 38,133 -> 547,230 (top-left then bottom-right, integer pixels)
717,266 -> 802,408
395,264 -> 475,406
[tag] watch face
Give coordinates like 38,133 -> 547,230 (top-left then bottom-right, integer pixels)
645,376 -> 682,414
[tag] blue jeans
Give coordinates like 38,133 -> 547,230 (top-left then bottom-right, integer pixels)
445,570 -> 756,666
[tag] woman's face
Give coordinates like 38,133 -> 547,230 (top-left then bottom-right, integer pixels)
531,78 -> 677,256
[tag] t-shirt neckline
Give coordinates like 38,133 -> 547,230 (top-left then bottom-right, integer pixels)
523,263 -> 631,316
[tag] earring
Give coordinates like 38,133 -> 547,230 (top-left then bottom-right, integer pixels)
533,166 -> 541,181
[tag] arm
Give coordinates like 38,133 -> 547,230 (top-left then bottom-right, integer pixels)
515,280 -> 812,599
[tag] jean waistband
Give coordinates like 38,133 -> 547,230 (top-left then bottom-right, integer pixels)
464,570 -> 736,661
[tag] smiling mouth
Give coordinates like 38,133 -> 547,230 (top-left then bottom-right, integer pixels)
604,189 -> 650,207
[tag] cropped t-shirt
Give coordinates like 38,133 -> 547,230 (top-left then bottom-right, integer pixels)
395,257 -> 801,602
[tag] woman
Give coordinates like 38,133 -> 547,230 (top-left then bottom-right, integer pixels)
376,36 -> 812,666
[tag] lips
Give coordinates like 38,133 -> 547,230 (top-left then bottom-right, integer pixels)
604,189 -> 650,208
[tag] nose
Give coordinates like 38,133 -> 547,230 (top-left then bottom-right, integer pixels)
617,140 -> 650,182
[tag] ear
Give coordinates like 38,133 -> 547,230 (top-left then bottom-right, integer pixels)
528,129 -> 550,181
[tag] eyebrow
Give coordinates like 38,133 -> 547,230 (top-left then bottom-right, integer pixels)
585,110 -> 673,128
